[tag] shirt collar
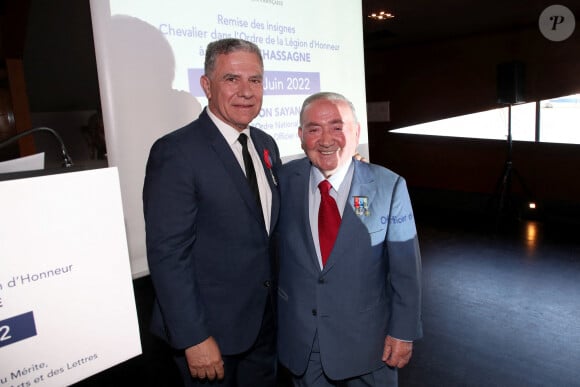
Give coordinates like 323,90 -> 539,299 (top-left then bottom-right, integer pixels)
310,158 -> 353,194
206,107 -> 250,146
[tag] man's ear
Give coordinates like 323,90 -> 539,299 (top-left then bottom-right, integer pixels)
200,75 -> 211,99
298,127 -> 305,150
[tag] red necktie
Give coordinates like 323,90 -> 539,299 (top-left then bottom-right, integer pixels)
318,180 -> 341,266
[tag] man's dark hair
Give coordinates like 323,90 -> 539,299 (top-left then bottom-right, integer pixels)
204,38 -> 263,76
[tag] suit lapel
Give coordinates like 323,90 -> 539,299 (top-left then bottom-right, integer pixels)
201,112 -> 265,226
251,131 -> 280,234
347,161 -> 377,212
323,160 -> 376,272
290,159 -> 320,271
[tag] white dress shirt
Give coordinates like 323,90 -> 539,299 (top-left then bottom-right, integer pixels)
207,108 -> 272,232
308,159 -> 354,269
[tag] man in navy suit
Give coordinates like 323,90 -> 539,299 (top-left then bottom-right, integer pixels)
276,92 -> 422,386
143,39 -> 280,386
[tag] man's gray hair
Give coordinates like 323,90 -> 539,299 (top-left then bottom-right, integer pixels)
299,92 -> 359,126
204,38 -> 263,76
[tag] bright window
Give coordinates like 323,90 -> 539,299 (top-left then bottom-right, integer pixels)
391,94 -> 580,145
539,94 -> 580,144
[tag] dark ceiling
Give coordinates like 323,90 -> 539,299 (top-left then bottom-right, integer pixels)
2,0 -> 579,111
362,0 -> 580,50
4,1 -> 580,56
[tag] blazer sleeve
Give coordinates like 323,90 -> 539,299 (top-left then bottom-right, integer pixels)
385,177 -> 423,341
143,135 -> 210,350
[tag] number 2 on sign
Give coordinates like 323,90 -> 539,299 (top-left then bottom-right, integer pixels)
0,325 -> 11,341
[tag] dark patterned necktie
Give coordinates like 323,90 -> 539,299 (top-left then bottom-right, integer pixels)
238,133 -> 262,213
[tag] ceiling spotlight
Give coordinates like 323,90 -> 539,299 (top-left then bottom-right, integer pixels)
368,11 -> 395,20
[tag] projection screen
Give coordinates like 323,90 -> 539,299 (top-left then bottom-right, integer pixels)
89,0 -> 368,277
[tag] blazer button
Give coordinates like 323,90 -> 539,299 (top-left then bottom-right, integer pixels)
318,278 -> 325,284
311,309 -> 317,316
263,280 -> 271,288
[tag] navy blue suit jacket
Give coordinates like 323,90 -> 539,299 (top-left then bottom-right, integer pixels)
276,158 -> 422,380
143,109 -> 280,354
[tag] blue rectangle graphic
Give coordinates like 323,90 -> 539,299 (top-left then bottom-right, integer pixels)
188,69 -> 320,97
262,71 -> 321,96
0,311 -> 37,348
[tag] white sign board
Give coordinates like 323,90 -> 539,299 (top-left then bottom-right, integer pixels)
0,168 -> 141,386
0,153 -> 44,174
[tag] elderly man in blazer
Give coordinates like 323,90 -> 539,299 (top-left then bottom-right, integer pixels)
276,92 -> 422,386
143,39 -> 280,386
